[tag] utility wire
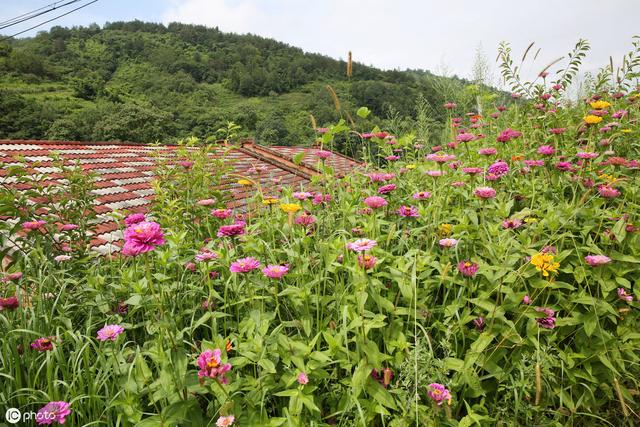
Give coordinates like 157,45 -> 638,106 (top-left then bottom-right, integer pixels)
0,0 -> 99,42
0,0 -> 84,30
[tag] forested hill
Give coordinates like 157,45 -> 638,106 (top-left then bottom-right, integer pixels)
0,20 -> 482,145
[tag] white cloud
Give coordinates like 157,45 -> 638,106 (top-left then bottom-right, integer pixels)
162,0 -> 640,84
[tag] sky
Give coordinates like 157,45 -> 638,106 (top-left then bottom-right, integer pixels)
1,0 -> 639,84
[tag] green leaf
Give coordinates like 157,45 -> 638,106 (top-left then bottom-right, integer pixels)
356,106 -> 371,118
292,152 -> 305,165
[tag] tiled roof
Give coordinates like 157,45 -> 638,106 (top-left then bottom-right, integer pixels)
0,140 -> 360,254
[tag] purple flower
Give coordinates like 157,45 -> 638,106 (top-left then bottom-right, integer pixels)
535,307 -> 556,329
35,401 -> 71,425
487,160 -> 509,178
585,255 -> 611,266
97,324 -> 124,342
124,213 -> 146,226
427,383 -> 452,406
617,288 -> 633,303
397,205 -> 419,217
497,128 -> 522,142
230,257 -> 261,273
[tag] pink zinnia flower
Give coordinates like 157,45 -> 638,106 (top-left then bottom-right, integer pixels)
458,260 -> 478,277
297,372 -> 309,385
61,224 -> 79,231
443,102 -> 457,109
294,213 -> 316,227
535,307 -> 556,329
497,128 -> 522,142
597,185 -> 620,199
197,348 -> 232,383
378,184 -> 397,194
346,238 -> 377,252
262,264 -> 289,279
537,145 -> 556,155
216,415 -> 235,427
97,324 -> 124,342
36,401 -> 71,425
293,191 -> 313,200
211,208 -> 233,219
397,205 -> 419,217
555,161 -> 573,171
316,150 -> 332,159
439,238 -> 458,248
426,153 -> 456,163
122,221 -> 165,256
312,193 -> 332,205
456,132 -> 475,143
385,155 -> 400,161
0,296 -> 19,311
577,151 -> 599,159
585,255 -> 611,266
463,167 -> 483,175
523,295 -> 532,305
357,254 -> 377,270
612,109 -> 627,119
617,288 -> 633,303
217,222 -> 246,238
364,196 -> 388,209
502,218 -> 523,229
31,336 -> 56,352
124,213 -> 146,226
427,383 -> 452,406
230,257 -> 260,273
366,172 -> 395,182
54,255 -> 71,262
478,147 -> 497,156
22,220 -> 46,230
195,248 -> 219,262
487,160 -> 509,178
549,128 -> 566,135
2,272 -> 22,282
524,159 -> 544,167
474,186 -> 497,199
413,191 -> 432,200
197,198 -> 216,206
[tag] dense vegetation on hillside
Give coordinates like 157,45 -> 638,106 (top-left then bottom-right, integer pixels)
0,20 -> 490,146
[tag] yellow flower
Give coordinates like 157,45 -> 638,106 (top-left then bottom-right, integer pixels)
598,173 -> 618,184
238,179 -> 253,186
405,164 -> 417,170
530,253 -> 560,277
262,198 -> 279,205
589,100 -> 611,110
621,129 -> 632,133
524,217 -> 538,224
583,115 -> 603,125
280,203 -> 301,213
438,223 -> 453,237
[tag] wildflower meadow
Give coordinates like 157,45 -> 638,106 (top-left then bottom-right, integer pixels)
1,39 -> 640,427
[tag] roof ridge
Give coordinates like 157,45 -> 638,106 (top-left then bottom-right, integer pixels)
236,142 -> 318,179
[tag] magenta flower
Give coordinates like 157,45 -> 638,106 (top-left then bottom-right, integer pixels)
443,102 -> 457,109
585,255 -> 611,266
0,296 -> 19,311
473,317 -> 485,331
357,254 -> 377,270
312,193 -> 332,205
478,147 -> 497,156
537,145 -> 556,156
31,337 -> 56,352
474,186 -> 497,199
550,128 -> 566,134
577,151 -> 599,159
497,128 -> 522,142
426,153 -> 456,163
366,172 -> 395,182
54,255 -> 71,262
378,184 -> 397,194
294,213 -> 316,227
523,295 -> 532,305
297,372 -> 309,385
60,224 -> 79,231
35,401 -> 71,425
617,288 -> 633,303
124,213 -> 146,226
22,220 -> 46,230
456,132 -> 475,143
262,264 -> 289,279
217,222 -> 246,238
397,205 -> 420,217
2,272 -> 22,282
346,238 -> 377,252
197,348 -> 232,383
524,159 -> 545,167
385,155 -> 400,161
427,383 -> 452,406
293,191 -> 313,200
597,185 -> 620,199
487,160 -> 509,178
413,191 -> 432,200
612,109 -> 628,119
535,307 -> 556,329
230,257 -> 261,273
555,161 -> 573,172
502,218 -> 523,229
122,221 -> 165,256
195,248 -> 219,262
211,208 -> 233,219
439,238 -> 458,248
463,167 -> 483,175
458,260 -> 478,277
97,324 -> 124,342
364,196 -> 388,209
316,150 -> 332,159
179,160 -> 194,169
